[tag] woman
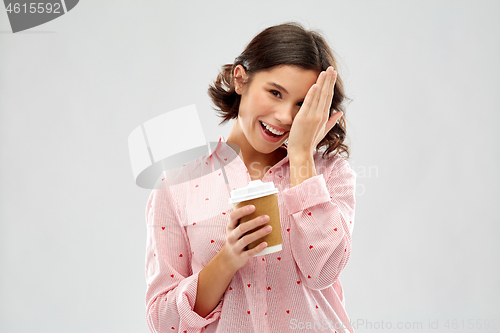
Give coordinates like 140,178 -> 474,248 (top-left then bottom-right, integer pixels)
145,22 -> 356,333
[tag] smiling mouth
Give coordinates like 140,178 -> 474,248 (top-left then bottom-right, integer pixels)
260,121 -> 287,137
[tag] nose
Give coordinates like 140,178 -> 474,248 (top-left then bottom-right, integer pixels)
273,103 -> 296,129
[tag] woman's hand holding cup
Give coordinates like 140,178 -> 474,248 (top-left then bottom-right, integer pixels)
220,204 -> 272,271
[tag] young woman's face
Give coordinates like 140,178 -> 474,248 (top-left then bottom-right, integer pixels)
234,65 -> 320,157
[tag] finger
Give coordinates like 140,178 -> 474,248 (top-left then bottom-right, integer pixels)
305,70 -> 327,117
329,70 -> 337,104
228,205 -> 255,230
300,83 -> 318,115
335,111 -> 343,125
332,70 -> 338,92
227,205 -> 255,243
248,241 -> 268,257
325,111 -> 343,132
324,69 -> 337,114
234,214 -> 269,242
318,68 -> 335,119
308,71 -> 326,117
327,69 -> 337,102
316,67 -> 332,119
237,222 -> 271,250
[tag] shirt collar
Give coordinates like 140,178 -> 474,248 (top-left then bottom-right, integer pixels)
208,135 -> 226,158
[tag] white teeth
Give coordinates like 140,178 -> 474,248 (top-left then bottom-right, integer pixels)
261,121 -> 285,135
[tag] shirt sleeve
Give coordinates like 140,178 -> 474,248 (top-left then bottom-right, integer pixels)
144,176 -> 222,333
281,157 -> 356,290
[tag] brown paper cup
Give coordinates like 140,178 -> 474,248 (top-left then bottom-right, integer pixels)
232,193 -> 282,256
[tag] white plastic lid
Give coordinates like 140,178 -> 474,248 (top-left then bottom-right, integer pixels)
228,180 -> 278,204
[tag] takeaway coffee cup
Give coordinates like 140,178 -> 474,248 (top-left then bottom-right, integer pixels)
228,180 -> 282,256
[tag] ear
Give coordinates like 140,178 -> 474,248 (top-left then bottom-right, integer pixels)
233,65 -> 248,95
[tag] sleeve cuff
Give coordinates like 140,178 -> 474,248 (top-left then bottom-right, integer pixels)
282,175 -> 331,215
176,271 -> 222,327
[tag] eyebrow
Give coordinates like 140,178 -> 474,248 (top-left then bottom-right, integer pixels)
267,82 -> 289,95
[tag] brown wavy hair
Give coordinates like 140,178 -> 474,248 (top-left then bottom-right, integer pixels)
208,22 -> 352,160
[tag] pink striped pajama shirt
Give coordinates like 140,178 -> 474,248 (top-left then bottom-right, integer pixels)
144,135 -> 357,333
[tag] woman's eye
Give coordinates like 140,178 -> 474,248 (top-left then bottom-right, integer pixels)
270,90 -> 281,98
270,89 -> 302,107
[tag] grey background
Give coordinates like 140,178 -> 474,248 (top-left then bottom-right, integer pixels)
1,1 -> 499,332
